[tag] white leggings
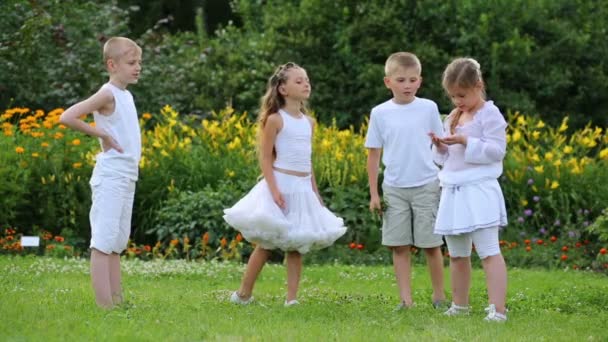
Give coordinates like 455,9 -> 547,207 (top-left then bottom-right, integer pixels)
445,227 -> 501,259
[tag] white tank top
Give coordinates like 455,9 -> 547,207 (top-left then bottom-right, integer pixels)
93,83 -> 142,180
273,109 -> 312,173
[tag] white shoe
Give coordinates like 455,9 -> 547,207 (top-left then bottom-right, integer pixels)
443,302 -> 470,316
284,299 -> 300,307
230,291 -> 253,305
484,304 -> 507,322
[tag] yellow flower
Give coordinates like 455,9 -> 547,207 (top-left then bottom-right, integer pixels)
72,162 -> 82,169
227,170 -> 235,178
31,153 -> 39,158
54,132 -> 64,139
544,152 -> 554,161
532,131 -> 540,140
553,160 -> 562,167
41,142 -> 50,148
534,165 -> 544,173
520,199 -> 528,206
599,148 -> 608,159
142,113 -> 152,120
15,146 -> 25,154
536,120 -> 545,129
516,116 -> 526,126
558,118 -> 568,132
531,154 -> 540,162
563,145 -> 573,154
550,180 -> 559,189
512,130 -> 522,142
72,139 -> 81,146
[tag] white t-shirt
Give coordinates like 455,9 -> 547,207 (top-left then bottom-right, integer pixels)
365,97 -> 444,187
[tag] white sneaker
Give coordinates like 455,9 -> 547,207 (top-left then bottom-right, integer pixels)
284,299 -> 300,307
484,304 -> 507,322
230,291 -> 253,305
443,302 -> 470,316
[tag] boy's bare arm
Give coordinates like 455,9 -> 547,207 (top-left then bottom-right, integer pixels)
59,88 -> 123,153
367,148 -> 382,213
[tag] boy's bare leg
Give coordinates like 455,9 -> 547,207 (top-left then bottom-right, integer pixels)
424,247 -> 446,302
90,248 -> 113,308
392,245 -> 413,306
450,256 -> 471,306
481,254 -> 507,313
286,251 -> 302,302
237,246 -> 271,299
109,253 -> 123,305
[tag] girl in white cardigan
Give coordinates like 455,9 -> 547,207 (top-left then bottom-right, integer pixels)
430,58 -> 508,322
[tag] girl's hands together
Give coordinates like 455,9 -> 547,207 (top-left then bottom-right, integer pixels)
441,134 -> 468,145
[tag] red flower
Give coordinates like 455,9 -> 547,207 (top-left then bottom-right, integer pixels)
356,244 -> 364,250
46,244 -> 55,250
560,254 -> 568,261
236,233 -> 243,243
143,245 -> 152,252
524,239 -> 531,245
525,246 -> 531,252
349,243 -> 356,249
575,242 -> 582,248
54,236 -> 64,243
562,246 -> 569,252
550,236 -> 557,242
536,239 -> 544,245
600,248 -> 607,255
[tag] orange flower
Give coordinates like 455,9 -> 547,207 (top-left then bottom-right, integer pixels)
73,162 -> 82,169
525,246 -> 531,252
562,246 -> 569,252
536,239 -> 544,245
236,233 -> 243,243
202,232 -> 209,244
560,254 -> 568,261
15,146 -> 25,154
524,239 -> 531,245
357,244 -> 364,250
142,113 -> 152,120
72,139 -> 81,146
170,239 -> 179,246
600,248 -> 607,255
220,237 -> 227,248
54,236 -> 64,243
46,244 -> 55,250
143,245 -> 151,252
349,242 -> 356,249
6,236 -> 13,241
41,142 -> 50,148
550,236 -> 557,242
63,245 -> 72,251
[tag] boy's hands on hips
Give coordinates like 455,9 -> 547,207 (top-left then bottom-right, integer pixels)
100,129 -> 124,153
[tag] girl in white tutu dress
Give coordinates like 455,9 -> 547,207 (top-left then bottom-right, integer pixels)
429,58 -> 508,322
224,62 -> 347,306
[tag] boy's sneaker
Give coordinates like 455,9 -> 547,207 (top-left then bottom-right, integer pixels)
393,301 -> 415,312
432,299 -> 448,309
484,304 -> 507,322
284,299 -> 300,307
443,302 -> 470,316
230,291 -> 253,305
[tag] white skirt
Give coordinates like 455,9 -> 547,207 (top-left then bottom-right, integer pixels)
434,179 -> 507,235
223,171 -> 347,253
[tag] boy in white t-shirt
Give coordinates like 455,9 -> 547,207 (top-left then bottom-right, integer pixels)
365,52 -> 446,309
60,37 -> 142,309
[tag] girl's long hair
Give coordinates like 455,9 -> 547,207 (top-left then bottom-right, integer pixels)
257,62 -> 308,161
442,58 -> 485,134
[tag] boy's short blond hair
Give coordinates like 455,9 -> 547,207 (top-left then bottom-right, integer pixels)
384,52 -> 421,76
103,37 -> 141,63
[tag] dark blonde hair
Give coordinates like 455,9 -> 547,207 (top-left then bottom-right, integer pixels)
257,62 -> 308,159
442,57 -> 485,134
385,52 -> 421,76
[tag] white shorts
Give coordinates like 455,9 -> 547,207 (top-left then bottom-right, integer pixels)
444,226 -> 500,259
89,173 -> 136,254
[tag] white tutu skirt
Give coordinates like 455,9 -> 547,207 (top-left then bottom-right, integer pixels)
435,179 -> 508,235
223,171 -> 347,253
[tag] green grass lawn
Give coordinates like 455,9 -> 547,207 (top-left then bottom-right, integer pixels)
1,256 -> 607,341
